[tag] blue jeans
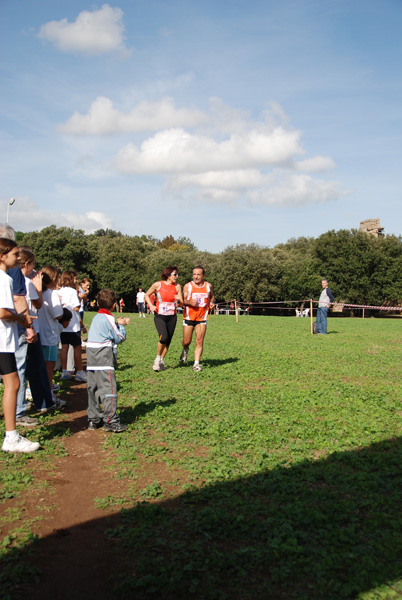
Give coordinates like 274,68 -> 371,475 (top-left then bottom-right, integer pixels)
15,333 -> 28,418
316,307 -> 328,334
26,333 -> 54,410
16,333 -> 54,417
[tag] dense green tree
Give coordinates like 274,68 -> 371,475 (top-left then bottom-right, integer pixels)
209,244 -> 282,302
13,224 -> 402,309
19,226 -> 89,274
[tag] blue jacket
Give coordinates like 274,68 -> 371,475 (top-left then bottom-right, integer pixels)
87,312 -> 126,370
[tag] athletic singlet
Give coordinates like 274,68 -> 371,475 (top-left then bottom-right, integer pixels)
184,281 -> 211,322
156,282 -> 177,316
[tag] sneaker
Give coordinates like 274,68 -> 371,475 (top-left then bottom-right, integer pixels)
61,371 -> 73,380
180,348 -> 188,364
52,383 -> 60,392
2,434 -> 40,453
103,422 -> 127,433
75,371 -> 87,382
55,398 -> 67,408
40,402 -> 56,413
88,421 -> 102,430
159,360 -> 166,371
40,396 -> 66,412
16,415 -> 39,427
152,358 -> 161,372
192,364 -> 203,372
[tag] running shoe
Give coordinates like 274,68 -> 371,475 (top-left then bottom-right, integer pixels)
180,348 -> 188,364
40,397 -> 67,412
2,434 -> 40,453
103,422 -> 127,433
75,371 -> 87,382
192,364 -> 203,372
152,358 -> 161,371
16,415 -> 38,427
52,383 -> 60,392
61,371 -> 73,380
159,360 -> 166,371
88,420 -> 103,430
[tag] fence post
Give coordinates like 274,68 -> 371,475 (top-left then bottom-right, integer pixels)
310,299 -> 313,335
235,299 -> 239,323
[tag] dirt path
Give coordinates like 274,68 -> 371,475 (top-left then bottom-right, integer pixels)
7,382 -> 129,600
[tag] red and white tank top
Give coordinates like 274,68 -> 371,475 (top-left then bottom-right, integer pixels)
184,281 -> 211,322
156,282 -> 177,316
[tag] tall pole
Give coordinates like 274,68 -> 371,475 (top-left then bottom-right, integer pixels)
7,198 -> 15,224
310,299 -> 313,335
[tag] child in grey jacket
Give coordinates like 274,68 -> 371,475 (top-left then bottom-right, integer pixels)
86,289 -> 130,432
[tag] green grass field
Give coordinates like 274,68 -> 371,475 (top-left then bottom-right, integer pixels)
2,314 -> 402,599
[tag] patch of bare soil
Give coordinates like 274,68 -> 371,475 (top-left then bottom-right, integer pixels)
5,382 -> 131,600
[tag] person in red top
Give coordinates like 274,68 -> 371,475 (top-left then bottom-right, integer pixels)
145,266 -> 183,371
180,266 -> 215,372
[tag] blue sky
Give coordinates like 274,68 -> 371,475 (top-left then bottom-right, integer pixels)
1,0 -> 401,252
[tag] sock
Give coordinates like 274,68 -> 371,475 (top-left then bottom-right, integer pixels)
194,361 -> 199,366
5,430 -> 18,442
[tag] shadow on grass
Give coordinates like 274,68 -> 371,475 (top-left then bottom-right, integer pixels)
3,436 -> 402,599
119,398 -> 177,424
197,357 -> 240,368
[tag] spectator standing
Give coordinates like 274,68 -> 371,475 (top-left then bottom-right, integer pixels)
136,287 -> 146,318
0,238 -> 39,452
316,279 -> 334,335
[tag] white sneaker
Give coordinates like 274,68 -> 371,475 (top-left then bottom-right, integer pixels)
152,358 -> 161,371
2,434 -> 40,453
61,371 -> 73,380
193,364 -> 203,372
75,371 -> 87,382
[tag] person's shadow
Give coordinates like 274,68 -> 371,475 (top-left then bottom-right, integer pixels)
6,435 -> 402,600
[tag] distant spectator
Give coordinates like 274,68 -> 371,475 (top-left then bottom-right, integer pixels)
136,287 -> 146,318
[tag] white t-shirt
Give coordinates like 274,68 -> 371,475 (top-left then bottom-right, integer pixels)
25,276 -> 40,334
0,270 -> 18,353
38,288 -> 63,346
137,291 -> 145,303
58,286 -> 80,333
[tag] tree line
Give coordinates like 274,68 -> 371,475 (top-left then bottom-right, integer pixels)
16,226 -> 402,309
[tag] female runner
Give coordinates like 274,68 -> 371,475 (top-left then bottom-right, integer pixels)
145,266 -> 183,371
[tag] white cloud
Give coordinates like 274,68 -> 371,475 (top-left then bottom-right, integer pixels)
115,126 -> 303,174
38,4 -> 131,56
60,97 -> 207,135
58,95 -> 344,210
248,174 -> 346,207
2,197 -> 113,233
296,156 -> 336,172
166,169 -> 268,192
166,169 -> 347,207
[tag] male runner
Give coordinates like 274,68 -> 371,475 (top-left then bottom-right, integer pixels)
180,266 -> 215,371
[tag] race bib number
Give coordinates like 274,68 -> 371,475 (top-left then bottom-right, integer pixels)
159,302 -> 175,315
193,293 -> 208,307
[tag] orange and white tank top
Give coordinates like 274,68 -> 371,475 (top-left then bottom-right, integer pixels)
156,282 -> 177,316
184,281 -> 211,322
